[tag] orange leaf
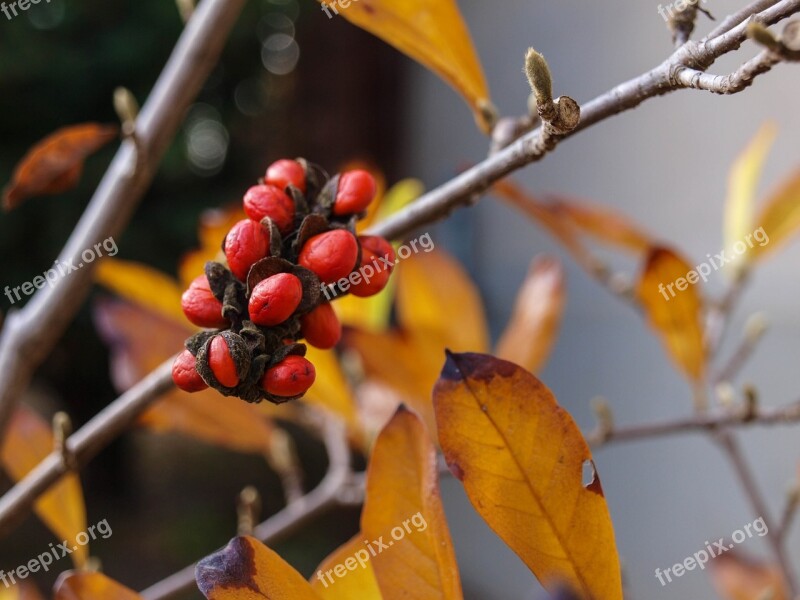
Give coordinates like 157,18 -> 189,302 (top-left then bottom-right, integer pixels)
434,353 -> 623,600
54,571 -> 142,600
545,194 -> 653,253
636,248 -> 706,383
196,535 -> 319,599
361,406 -> 462,600
496,256 -> 565,373
310,533 -> 382,599
709,553 -> 787,600
0,406 -> 88,568
3,123 -> 118,210
320,0 -> 492,131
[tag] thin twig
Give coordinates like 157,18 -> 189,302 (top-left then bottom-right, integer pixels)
139,415 -> 352,600
715,431 -> 798,593
0,0 -> 248,443
589,399 -> 800,446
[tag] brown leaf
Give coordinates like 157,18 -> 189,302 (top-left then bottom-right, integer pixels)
495,256 -> 565,373
636,247 -> 706,383
709,552 -> 787,600
3,123 -> 118,210
196,535 -> 319,599
434,352 -> 623,600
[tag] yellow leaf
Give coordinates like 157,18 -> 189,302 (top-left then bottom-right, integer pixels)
434,352 -> 623,600
362,406 -> 462,600
710,553 -> 787,600
95,259 -> 186,325
310,533 -> 382,599
321,0 -> 492,131
179,206 -> 244,288
397,250 -> 489,354
54,571 -> 142,600
751,168 -> 800,260
301,346 -> 362,445
724,123 -> 777,272
0,406 -> 88,568
371,179 -> 424,227
0,582 -> 45,600
496,256 -> 565,373
196,535 -> 319,599
636,248 -> 706,383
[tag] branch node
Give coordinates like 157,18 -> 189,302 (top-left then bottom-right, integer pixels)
237,486 -> 261,537
742,384 -> 759,421
52,412 -> 77,471
114,87 -> 145,175
176,0 -> 195,23
590,397 -> 614,442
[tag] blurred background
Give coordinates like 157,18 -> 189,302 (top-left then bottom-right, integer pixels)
1,0 -> 799,598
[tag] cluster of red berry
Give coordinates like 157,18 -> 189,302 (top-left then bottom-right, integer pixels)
171,159 -> 395,404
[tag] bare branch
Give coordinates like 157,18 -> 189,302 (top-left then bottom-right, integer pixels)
0,358 -> 175,536
368,0 -> 800,241
0,0 -> 248,442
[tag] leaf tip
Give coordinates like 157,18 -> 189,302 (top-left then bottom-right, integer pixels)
441,351 -> 517,383
195,536 -> 259,597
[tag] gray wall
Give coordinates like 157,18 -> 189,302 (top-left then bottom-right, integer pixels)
398,1 -> 800,598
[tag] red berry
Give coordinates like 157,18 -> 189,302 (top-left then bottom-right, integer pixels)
300,303 -> 341,349
261,355 -> 316,397
298,230 -> 359,284
172,350 -> 208,392
208,335 -> 239,388
350,235 -> 395,297
243,184 -> 295,235
224,219 -> 271,280
265,159 -> 306,193
248,273 -> 303,326
332,170 -> 377,216
181,275 -> 229,328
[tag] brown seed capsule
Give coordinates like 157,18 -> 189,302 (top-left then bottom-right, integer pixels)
172,350 -> 208,392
